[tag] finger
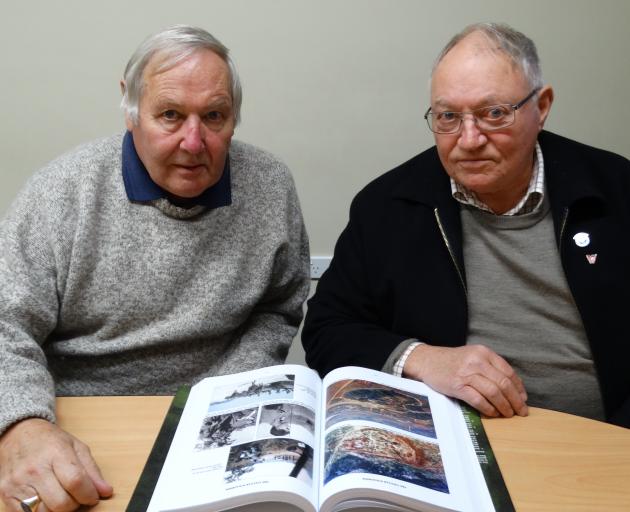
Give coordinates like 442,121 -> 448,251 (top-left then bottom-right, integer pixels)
31,475 -> 78,512
51,454 -> 99,507
6,485 -> 40,512
472,350 -> 528,411
8,463 -> 78,512
457,385 -> 500,418
487,352 -> 528,401
466,373 -> 520,417
475,362 -> 528,417
73,442 -> 113,498
6,498 -> 29,512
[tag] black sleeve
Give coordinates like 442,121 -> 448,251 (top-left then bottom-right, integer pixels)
610,397 -> 630,429
301,193 -> 408,377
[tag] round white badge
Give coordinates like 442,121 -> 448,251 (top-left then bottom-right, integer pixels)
573,232 -> 590,247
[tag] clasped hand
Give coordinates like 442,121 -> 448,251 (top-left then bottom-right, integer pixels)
404,344 -> 529,418
0,418 -> 112,511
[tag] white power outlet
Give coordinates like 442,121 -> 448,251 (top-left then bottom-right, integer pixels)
310,256 -> 332,279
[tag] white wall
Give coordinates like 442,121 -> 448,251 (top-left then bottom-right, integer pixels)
1,0 -> 629,256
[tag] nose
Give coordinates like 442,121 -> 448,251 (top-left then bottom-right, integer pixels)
180,117 -> 205,154
457,115 -> 487,151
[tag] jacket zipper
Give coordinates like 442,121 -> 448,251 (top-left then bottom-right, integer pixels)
434,208 -> 467,298
558,206 -> 570,254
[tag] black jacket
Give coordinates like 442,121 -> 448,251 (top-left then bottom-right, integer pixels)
302,131 -> 630,428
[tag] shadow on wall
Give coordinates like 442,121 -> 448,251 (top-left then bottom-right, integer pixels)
285,280 -> 316,366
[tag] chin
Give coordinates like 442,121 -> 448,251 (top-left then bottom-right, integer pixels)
169,178 -> 216,198
166,186 -> 206,199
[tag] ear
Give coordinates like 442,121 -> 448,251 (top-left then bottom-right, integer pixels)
120,80 -> 134,131
535,85 -> 554,131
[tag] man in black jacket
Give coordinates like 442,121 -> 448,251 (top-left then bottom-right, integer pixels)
303,22 -> 630,428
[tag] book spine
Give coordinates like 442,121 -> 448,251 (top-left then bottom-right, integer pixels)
126,387 -> 191,512
460,403 -> 515,512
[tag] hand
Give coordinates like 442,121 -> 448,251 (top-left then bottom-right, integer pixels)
403,344 -> 528,418
0,418 -> 113,511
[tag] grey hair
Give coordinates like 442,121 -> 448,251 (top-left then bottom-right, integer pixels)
121,25 -> 242,125
432,22 -> 543,89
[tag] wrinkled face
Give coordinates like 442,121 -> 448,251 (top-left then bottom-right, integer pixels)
430,32 -> 552,212
126,49 -> 235,199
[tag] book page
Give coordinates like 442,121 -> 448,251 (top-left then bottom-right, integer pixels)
147,364 -> 321,512
318,367 -> 493,512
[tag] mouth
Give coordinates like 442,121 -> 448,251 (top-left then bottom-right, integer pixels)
456,159 -> 493,171
175,163 -> 207,173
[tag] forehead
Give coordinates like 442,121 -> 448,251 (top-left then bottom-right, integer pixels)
141,49 -> 231,104
431,32 -> 528,107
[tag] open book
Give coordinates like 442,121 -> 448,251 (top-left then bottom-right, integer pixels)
128,365 -> 513,512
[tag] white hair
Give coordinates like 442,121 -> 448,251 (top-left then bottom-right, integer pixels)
121,25 -> 242,125
433,22 -> 543,89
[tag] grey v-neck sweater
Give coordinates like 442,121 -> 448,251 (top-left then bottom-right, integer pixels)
462,196 -> 605,420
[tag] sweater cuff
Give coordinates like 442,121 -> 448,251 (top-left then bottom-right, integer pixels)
0,392 -> 56,437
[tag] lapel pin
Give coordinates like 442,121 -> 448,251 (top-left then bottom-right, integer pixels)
573,232 -> 590,247
586,254 -> 598,264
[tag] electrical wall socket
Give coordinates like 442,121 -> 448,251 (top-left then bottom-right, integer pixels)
310,256 -> 332,279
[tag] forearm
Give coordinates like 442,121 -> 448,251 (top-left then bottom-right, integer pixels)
609,396 -> 630,428
302,297 -> 410,376
0,313 -> 57,435
0,193 -> 60,434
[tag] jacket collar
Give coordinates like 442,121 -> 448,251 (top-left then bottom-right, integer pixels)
390,131 -> 606,212
388,131 -> 607,271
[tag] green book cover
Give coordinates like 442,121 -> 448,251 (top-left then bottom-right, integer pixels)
460,403 -> 515,512
126,387 -> 191,512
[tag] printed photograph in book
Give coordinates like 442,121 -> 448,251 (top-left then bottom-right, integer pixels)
324,425 -> 448,492
257,403 -> 316,438
195,407 -> 258,450
208,374 -> 295,413
224,438 -> 314,485
326,379 -> 436,438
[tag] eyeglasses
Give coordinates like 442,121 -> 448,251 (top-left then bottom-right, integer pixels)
424,88 -> 540,134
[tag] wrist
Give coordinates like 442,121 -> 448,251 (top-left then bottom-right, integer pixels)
402,343 -> 431,380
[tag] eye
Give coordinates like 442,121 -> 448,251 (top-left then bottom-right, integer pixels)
161,110 -> 180,121
204,111 -> 224,123
482,105 -> 509,121
437,111 -> 458,123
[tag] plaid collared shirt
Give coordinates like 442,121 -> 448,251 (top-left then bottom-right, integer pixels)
450,141 -> 545,215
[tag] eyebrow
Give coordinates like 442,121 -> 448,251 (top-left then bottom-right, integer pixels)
432,94 -> 506,110
152,96 -> 233,112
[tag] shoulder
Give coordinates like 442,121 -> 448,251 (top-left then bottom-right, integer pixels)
541,131 -> 630,210
352,145 -> 443,210
228,140 -> 298,205
540,131 -> 630,171
4,133 -> 124,227
26,133 -> 123,193
229,139 -> 292,179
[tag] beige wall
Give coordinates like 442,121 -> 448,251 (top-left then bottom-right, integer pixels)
1,0 -> 629,256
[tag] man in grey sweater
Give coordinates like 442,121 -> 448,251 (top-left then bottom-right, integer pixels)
0,26 -> 309,511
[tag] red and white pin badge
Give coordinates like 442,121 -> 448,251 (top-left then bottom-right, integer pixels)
586,254 -> 598,264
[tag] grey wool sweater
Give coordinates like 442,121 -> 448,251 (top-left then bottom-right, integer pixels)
0,133 -> 310,434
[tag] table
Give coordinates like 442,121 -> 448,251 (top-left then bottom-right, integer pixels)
2,397 -> 629,511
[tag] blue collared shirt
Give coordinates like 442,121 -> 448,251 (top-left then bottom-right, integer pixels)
121,131 -> 232,209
